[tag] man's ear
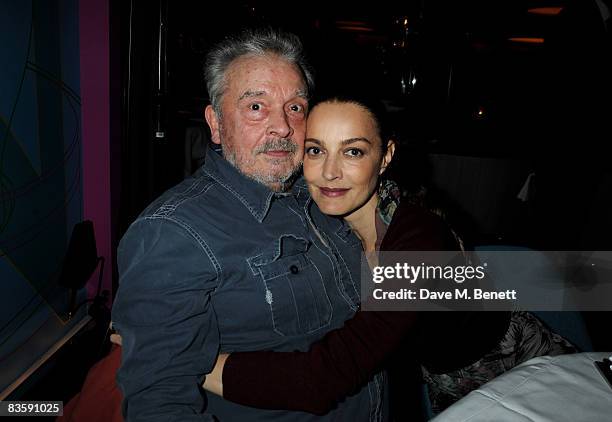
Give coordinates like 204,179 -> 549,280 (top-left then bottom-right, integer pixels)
205,105 -> 221,144
379,139 -> 396,175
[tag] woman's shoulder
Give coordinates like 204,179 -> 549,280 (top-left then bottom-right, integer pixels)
380,201 -> 460,251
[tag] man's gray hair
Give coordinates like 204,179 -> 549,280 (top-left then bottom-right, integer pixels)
204,28 -> 315,114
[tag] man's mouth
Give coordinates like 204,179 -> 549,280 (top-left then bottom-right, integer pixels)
319,187 -> 350,197
263,150 -> 292,158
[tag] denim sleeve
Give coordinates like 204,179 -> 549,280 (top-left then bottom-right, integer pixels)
112,217 -> 219,421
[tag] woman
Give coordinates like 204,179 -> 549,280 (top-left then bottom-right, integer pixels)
61,94 -> 575,421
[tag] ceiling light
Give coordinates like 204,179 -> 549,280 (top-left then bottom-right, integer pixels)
527,7 -> 564,16
508,37 -> 545,44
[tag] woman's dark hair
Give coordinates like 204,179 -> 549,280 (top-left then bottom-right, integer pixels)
309,92 -> 394,153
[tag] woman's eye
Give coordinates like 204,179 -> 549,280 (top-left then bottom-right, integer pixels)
345,148 -> 364,157
306,146 -> 321,155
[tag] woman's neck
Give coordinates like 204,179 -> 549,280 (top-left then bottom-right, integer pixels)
344,193 -> 380,253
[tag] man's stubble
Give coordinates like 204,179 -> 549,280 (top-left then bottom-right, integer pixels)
220,124 -> 303,192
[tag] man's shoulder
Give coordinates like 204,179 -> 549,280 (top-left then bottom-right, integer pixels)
139,171 -> 219,219
118,171 -> 225,259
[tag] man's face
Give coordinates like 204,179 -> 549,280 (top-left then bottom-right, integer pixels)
205,55 -> 308,191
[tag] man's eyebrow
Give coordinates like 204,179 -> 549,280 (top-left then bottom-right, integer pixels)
238,90 -> 265,101
296,89 -> 308,99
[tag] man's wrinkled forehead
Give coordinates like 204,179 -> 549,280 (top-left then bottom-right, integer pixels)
224,55 -> 308,98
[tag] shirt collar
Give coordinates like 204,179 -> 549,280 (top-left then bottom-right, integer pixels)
201,145 -> 299,223
334,219 -> 355,242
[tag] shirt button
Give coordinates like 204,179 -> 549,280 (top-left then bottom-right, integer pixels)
290,265 -> 299,274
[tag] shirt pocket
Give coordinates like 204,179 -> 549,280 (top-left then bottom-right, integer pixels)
248,235 -> 332,337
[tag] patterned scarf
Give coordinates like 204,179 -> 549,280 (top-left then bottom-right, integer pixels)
377,178 -> 402,226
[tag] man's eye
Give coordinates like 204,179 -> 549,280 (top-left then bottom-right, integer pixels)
345,148 -> 364,157
306,146 -> 321,155
289,104 -> 304,112
250,103 -> 261,111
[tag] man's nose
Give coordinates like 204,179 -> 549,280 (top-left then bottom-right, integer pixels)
267,109 -> 292,139
322,156 -> 342,181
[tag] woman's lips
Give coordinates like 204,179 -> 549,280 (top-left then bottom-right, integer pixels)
319,187 -> 350,197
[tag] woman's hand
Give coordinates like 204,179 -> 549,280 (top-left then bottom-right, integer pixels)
109,322 -> 123,346
110,333 -> 123,346
202,353 -> 229,397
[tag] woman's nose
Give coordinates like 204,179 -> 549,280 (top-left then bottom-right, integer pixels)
322,156 -> 342,181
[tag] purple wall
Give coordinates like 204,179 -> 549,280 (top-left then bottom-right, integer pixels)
79,0 -> 112,299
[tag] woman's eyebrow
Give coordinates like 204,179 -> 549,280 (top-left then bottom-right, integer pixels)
341,137 -> 372,145
305,137 -> 372,146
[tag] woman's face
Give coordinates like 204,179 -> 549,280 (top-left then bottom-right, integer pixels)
304,101 -> 394,217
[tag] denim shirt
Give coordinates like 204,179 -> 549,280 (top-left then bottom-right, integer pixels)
112,147 -> 387,422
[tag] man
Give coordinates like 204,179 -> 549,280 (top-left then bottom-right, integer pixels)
112,29 -> 387,421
